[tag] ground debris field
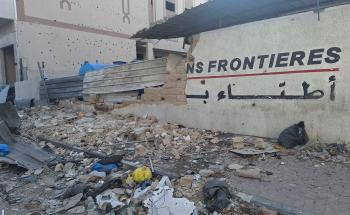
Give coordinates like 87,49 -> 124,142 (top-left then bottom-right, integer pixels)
0,102 -> 349,215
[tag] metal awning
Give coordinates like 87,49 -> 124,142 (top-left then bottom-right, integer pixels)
132,0 -> 350,39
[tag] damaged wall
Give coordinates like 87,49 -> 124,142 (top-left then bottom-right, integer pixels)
16,21 -> 136,80
142,54 -> 187,105
118,4 -> 350,143
15,0 -> 148,80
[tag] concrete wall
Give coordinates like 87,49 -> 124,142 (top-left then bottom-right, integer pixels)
150,0 -> 189,54
0,0 -> 16,20
15,0 -> 148,80
16,21 -> 136,80
119,5 -> 350,144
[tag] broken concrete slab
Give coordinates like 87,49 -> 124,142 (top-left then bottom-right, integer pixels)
0,102 -> 21,129
5,142 -> 56,170
0,120 -> 16,144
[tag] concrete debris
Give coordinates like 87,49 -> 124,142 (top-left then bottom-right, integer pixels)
49,193 -> 83,214
178,175 -> 193,189
235,167 -> 262,180
67,205 -> 86,214
0,103 -> 348,214
199,169 -> 215,177
0,102 -> 21,129
227,163 -> 244,171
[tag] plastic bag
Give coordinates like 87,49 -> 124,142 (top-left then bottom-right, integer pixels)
278,121 -> 309,149
0,144 -> 9,156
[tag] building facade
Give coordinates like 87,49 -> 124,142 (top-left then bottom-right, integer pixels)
0,0 -> 193,84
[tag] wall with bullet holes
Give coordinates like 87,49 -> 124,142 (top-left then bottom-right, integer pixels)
15,0 -> 149,80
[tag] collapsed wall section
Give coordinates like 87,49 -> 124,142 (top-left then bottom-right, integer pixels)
142,54 -> 187,106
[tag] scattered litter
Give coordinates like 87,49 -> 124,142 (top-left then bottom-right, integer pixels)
91,163 -> 119,174
144,179 -> 196,215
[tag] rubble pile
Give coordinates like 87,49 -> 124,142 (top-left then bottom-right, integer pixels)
0,102 -> 348,214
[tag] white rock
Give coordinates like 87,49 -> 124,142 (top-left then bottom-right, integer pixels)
199,169 -> 215,177
228,163 -> 244,171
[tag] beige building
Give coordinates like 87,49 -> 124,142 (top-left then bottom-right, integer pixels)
0,0 -> 194,84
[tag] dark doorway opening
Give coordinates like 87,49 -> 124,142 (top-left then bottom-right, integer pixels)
3,45 -> 16,84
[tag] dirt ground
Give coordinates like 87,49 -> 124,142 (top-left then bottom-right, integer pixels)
0,103 -> 349,215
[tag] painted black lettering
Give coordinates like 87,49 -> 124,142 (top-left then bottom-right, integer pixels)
208,60 -> 217,73
186,63 -> 194,74
230,58 -> 241,71
325,47 -> 341,64
275,52 -> 290,67
243,56 -> 255,70
195,62 -> 204,73
218,59 -> 228,72
257,55 -> 269,68
308,48 -> 324,65
269,54 -> 275,68
290,51 -> 305,66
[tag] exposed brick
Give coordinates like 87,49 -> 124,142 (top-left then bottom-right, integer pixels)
176,95 -> 187,103
176,81 -> 187,88
174,101 -> 186,106
162,88 -> 185,96
163,95 -> 178,103
163,82 -> 177,89
144,88 -> 161,94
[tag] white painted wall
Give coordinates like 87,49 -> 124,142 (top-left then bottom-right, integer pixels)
23,0 -> 149,35
119,5 -> 350,144
194,0 -> 207,7
0,0 -> 16,20
15,0 -> 149,79
151,0 -> 188,53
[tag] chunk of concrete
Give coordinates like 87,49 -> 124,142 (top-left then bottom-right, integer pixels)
0,120 -> 15,144
0,102 -> 21,129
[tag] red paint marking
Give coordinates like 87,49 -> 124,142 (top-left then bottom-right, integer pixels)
187,68 -> 339,80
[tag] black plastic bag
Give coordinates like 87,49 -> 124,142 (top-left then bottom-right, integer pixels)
203,180 -> 232,213
278,121 -> 309,149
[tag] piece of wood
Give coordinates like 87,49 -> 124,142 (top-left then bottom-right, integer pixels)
38,136 -> 106,158
38,62 -> 49,104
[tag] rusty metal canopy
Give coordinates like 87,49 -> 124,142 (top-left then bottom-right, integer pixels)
132,0 -> 350,39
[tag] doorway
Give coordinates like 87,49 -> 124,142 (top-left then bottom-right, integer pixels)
2,45 -> 16,84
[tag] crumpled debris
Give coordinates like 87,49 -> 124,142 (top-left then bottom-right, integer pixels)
96,189 -> 125,211
144,176 -> 196,215
203,180 -> 232,213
